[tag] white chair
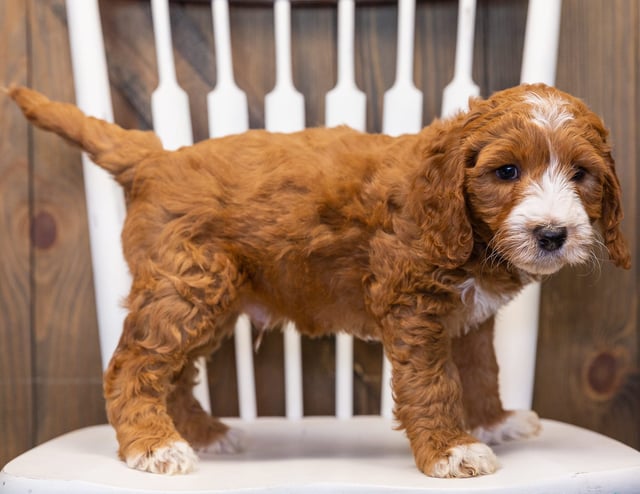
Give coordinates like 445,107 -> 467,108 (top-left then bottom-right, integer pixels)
2,0 -> 639,492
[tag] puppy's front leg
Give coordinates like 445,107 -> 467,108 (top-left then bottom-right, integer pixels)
382,312 -> 499,478
452,318 -> 541,445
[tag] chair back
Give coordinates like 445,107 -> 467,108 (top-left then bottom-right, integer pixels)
64,0 -> 562,421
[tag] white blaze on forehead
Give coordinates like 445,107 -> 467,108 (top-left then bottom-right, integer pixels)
519,93 -> 584,232
524,92 -> 574,131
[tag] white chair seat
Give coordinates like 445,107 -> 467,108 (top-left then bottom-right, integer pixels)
2,418 -> 639,493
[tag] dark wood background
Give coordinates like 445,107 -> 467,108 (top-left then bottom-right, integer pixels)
1,0 -> 638,467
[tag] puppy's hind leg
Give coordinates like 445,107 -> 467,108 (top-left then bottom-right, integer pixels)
167,349 -> 246,455
105,252 -> 245,474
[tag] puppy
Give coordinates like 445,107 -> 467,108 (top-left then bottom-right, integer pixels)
10,83 -> 630,478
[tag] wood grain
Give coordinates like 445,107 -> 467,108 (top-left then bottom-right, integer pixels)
534,0 -> 639,448
0,0 -> 32,468
479,0 -> 527,93
28,0 -> 106,444
1,0 -> 638,463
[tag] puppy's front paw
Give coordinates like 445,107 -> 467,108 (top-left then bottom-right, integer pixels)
428,442 -> 499,478
472,410 -> 542,445
126,440 -> 198,475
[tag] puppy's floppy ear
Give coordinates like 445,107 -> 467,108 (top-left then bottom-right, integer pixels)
583,110 -> 631,270
601,153 -> 631,269
406,124 -> 473,269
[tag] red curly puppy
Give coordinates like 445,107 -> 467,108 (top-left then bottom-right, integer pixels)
10,84 -> 630,478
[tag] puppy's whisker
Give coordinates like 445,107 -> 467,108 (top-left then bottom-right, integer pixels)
578,235 -> 607,279
480,242 -> 505,273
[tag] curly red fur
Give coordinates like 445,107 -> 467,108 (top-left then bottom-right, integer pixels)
9,83 -> 630,477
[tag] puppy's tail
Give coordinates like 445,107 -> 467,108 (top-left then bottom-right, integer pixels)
8,86 -> 163,186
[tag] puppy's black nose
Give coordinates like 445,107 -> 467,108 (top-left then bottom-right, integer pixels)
534,226 -> 567,252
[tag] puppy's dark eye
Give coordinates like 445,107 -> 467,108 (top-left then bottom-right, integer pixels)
495,164 -> 520,181
571,166 -> 587,182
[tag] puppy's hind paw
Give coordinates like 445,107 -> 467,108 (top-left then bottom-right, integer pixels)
126,440 -> 198,475
199,427 -> 246,455
429,442 -> 499,478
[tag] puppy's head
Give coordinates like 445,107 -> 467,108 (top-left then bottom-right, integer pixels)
460,83 -> 630,275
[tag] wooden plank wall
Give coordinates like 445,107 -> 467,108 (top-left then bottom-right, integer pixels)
1,0 -> 32,466
1,0 -> 638,466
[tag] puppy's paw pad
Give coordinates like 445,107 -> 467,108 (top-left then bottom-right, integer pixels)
200,427 -> 246,455
127,441 -> 198,475
429,442 -> 499,478
473,410 -> 541,445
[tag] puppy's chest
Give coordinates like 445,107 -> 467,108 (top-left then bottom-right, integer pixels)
447,278 -> 515,337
